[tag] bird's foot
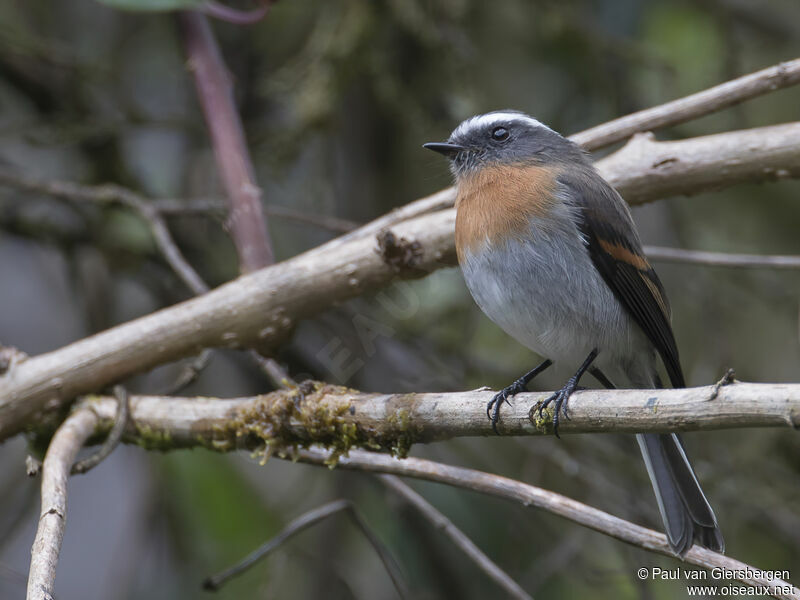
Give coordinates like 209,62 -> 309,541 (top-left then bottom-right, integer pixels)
537,376 -> 582,438
487,378 -> 528,434
486,359 -> 553,435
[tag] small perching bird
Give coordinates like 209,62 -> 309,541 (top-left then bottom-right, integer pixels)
424,110 -> 723,555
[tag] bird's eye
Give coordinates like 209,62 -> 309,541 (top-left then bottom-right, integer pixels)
491,127 -> 509,141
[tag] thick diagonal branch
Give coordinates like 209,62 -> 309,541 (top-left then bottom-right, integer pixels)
1,123 -> 799,441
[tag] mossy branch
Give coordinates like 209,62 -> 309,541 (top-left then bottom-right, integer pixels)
72,381 -> 800,461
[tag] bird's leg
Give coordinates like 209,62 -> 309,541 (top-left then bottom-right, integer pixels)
589,366 -> 616,390
538,349 -> 598,438
487,359 -> 552,434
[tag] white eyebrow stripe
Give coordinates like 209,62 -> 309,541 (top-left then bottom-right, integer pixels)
451,111 -> 555,139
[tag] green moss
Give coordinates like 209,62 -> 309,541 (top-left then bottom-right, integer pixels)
218,382 -> 424,466
134,423 -> 173,451
531,404 -> 556,435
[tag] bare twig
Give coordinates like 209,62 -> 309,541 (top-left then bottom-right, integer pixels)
25,456 -> 42,477
202,0 -> 273,25
79,382 -> 800,451
203,499 -> 408,598
295,449 -> 800,600
141,203 -> 209,294
70,386 -> 128,475
0,167 -> 295,392
0,345 -> 27,375
248,349 -> 297,388
258,205 -> 359,233
27,407 -> 98,600
179,12 -> 274,271
379,475 -> 533,600
570,57 -> 800,150
2,122 -> 799,440
644,246 -> 800,269
0,169 -> 208,295
159,349 -> 214,395
151,197 -> 225,215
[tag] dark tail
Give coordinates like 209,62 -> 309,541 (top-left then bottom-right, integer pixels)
635,432 -> 724,554
593,367 -> 723,555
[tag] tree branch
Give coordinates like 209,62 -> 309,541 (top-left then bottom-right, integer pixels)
644,246 -> 800,269
0,169 -> 209,295
203,499 -> 408,597
598,126 -> 800,204
379,475 -> 533,600
26,407 -> 98,600
74,382 -> 799,454
1,122 -> 799,442
179,12 -> 274,271
569,57 -> 800,150
23,389 -> 800,599
293,448 -> 800,600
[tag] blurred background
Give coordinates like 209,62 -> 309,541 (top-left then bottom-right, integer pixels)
0,0 -> 799,598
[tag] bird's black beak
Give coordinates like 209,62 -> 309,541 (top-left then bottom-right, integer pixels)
423,142 -> 465,159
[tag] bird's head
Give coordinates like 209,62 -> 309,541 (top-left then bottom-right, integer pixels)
423,110 -> 585,179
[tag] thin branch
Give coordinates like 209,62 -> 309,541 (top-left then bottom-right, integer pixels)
2,121 -> 799,440
258,204 -> 359,233
27,407 -> 98,600
203,499 -> 408,598
70,386 -> 128,475
570,57 -> 800,150
0,168 -> 208,295
79,382 -> 800,452
158,349 -> 214,395
0,167 -> 296,392
379,475 -> 533,600
201,1 -> 273,25
644,246 -> 800,269
247,349 -> 297,388
151,197 -> 226,215
293,448 -> 800,600
179,12 -> 274,271
141,204 -> 209,294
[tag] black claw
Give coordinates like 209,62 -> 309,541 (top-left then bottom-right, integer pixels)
536,349 -> 599,438
538,375 -> 583,437
487,389 -> 509,433
487,380 -> 526,434
485,359 -> 554,435
552,398 -> 561,438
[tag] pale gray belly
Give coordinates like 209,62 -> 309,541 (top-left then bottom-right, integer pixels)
460,221 -> 651,374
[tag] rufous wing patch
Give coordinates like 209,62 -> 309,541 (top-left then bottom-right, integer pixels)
597,238 -> 650,271
455,163 -> 559,262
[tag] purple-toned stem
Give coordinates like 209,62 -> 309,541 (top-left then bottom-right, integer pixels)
179,12 -> 274,271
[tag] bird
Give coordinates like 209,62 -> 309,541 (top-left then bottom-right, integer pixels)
423,110 -> 723,556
